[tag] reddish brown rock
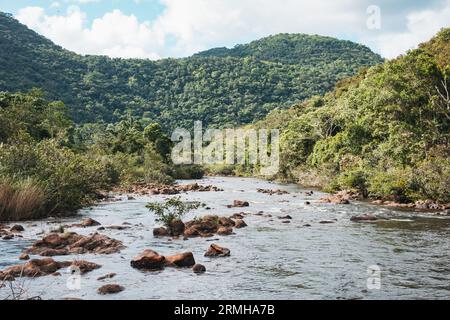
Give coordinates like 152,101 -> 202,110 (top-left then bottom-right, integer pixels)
19,253 -> 30,260
131,249 -> 165,270
218,217 -> 235,227
234,219 -> 247,228
71,260 -> 102,274
26,232 -> 124,256
217,226 -> 233,236
165,252 -> 196,268
0,258 -> 99,280
168,219 -> 185,237
98,284 -> 124,295
153,227 -> 168,237
205,244 -> 231,257
81,218 -> 101,227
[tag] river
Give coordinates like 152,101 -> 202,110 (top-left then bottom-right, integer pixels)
1,177 -> 449,300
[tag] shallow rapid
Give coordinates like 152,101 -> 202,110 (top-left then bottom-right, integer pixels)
1,177 -> 449,300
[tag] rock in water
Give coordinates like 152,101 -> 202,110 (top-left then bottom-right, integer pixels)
153,227 -> 168,237
193,264 -> 206,274
217,226 -> 233,236
97,273 -> 117,281
10,225 -> 25,232
169,219 -> 185,237
204,244 -> 231,257
350,214 -> 378,222
81,218 -> 101,227
98,284 -> 124,295
234,219 -> 247,228
131,249 -> 165,270
165,252 -> 196,268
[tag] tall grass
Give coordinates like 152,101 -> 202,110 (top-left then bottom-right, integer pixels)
0,179 -> 46,221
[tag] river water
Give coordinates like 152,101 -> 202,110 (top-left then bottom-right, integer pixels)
0,177 -> 449,300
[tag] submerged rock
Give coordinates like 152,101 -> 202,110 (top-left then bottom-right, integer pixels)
257,188 -> 289,195
97,273 -> 117,281
193,264 -> 206,274
204,244 -> 231,257
350,214 -> 378,222
98,284 -> 124,295
131,249 -> 165,270
228,200 -> 250,208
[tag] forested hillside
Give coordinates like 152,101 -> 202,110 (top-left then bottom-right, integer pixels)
251,28 -> 450,203
0,12 -> 383,130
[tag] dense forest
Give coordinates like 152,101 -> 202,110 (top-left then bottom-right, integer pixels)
0,12 -> 383,131
249,28 -> 450,204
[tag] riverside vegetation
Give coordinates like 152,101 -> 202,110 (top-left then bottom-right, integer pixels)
0,11 -> 449,222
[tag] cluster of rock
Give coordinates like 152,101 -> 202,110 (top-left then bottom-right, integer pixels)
131,244 -> 230,273
371,199 -> 450,212
113,182 -> 223,196
130,249 -> 205,273
0,224 -> 25,240
23,232 -> 124,257
319,190 -> 362,205
0,258 -> 100,281
257,189 -> 289,195
153,214 -> 247,239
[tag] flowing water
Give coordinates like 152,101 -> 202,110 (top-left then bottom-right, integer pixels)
1,177 -> 449,300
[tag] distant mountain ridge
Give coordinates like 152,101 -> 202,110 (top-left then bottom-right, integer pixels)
0,12 -> 384,130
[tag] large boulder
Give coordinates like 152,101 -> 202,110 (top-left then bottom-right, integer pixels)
204,244 -> 231,257
131,250 -> 165,270
165,252 -> 196,268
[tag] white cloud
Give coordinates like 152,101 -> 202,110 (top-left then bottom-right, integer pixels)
363,0 -> 450,58
16,6 -> 164,59
50,2 -> 61,9
14,0 -> 450,60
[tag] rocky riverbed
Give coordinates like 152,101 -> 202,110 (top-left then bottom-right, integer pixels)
1,177 -> 449,300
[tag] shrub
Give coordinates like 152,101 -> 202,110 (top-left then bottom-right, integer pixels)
0,178 -> 46,220
146,197 -> 201,228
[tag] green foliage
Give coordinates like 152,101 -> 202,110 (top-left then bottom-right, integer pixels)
146,197 -> 201,227
252,28 -> 450,203
0,13 -> 383,131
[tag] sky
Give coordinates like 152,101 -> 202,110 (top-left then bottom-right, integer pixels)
0,0 -> 449,60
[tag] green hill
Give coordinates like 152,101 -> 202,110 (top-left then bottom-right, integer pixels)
252,29 -> 450,203
0,12 -> 383,130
